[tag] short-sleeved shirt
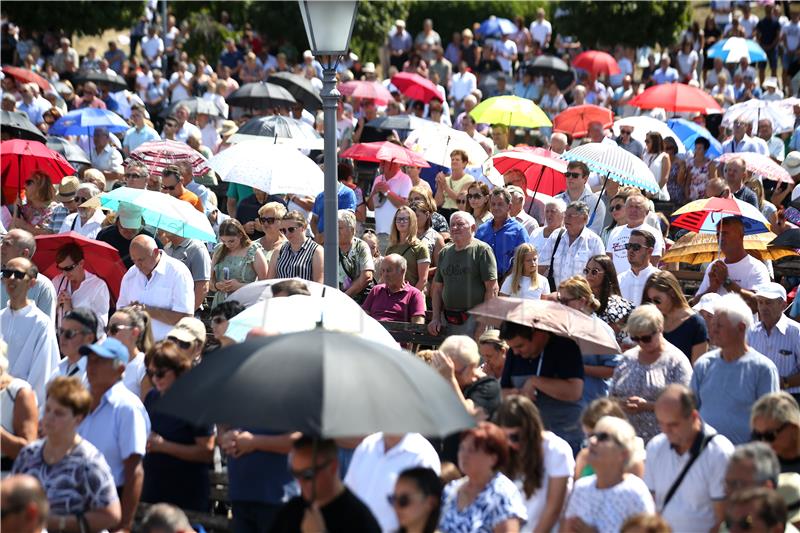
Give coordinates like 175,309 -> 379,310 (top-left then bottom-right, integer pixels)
164,238 -> 212,282
664,313 -> 709,361
691,348 -> 780,444
312,183 -> 357,233
565,474 -> 655,532
434,239 -> 497,311
517,432 -> 574,532
89,143 -> 123,174
475,217 -> 529,277
500,274 -> 550,300
78,381 -> 150,486
606,223 -> 665,273
362,282 -> 426,322
386,240 -> 430,287
123,125 -> 160,153
227,429 -> 294,504
440,472 -> 527,532
748,316 -> 800,394
696,255 -> 771,297
539,227 -> 606,288
373,172 -> 413,234
12,438 -> 118,515
227,183 -> 254,207
618,265 -> 661,306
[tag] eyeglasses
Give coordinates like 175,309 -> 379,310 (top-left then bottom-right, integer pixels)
630,333 -> 655,344
125,173 -> 146,180
589,431 -> 620,445
1,269 -> 28,280
161,184 -> 178,191
58,263 -> 79,272
211,316 -> 227,325
611,204 -> 625,212
167,336 -> 193,350
59,327 -> 90,340
620,129 -> 633,135
583,267 -> 602,276
751,423 -> 790,443
467,193 -> 484,200
387,493 -> 420,508
624,243 -> 647,252
395,217 -> 410,223
279,226 -> 302,235
108,323 -> 132,335
258,216 -> 277,225
147,367 -> 170,379
564,171 -> 584,179
290,460 -> 331,481
725,515 -> 755,531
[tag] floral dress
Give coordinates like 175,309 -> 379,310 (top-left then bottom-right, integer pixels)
211,242 -> 262,307
666,159 -> 685,205
686,157 -> 713,201
20,201 -> 57,229
598,294 -> 634,345
439,472 -> 528,533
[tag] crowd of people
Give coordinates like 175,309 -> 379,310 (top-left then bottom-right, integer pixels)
2,2 -> 800,533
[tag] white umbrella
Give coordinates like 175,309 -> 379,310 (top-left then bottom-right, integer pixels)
207,140 -> 324,197
722,99 -> 796,135
561,142 -> 658,194
612,116 -> 685,154
404,124 -> 490,168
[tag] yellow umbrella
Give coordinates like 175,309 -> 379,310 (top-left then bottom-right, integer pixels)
469,95 -> 552,128
662,231 -> 799,264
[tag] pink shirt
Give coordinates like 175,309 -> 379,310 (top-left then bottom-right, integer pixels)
362,282 -> 426,322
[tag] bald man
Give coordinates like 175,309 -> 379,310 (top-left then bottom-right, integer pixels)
1,229 -> 56,319
0,257 -> 59,408
1,474 -> 49,533
117,235 -> 195,340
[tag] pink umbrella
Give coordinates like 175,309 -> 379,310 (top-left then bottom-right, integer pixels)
127,139 -> 211,177
716,152 -> 793,184
572,50 -> 620,77
338,81 -> 393,105
341,141 -> 430,167
390,72 -> 442,103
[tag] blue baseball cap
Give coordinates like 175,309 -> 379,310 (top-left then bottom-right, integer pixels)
79,337 -> 129,365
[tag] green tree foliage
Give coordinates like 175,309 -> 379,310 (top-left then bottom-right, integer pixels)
4,1 -> 143,37
553,1 -> 692,49
405,1 -> 546,41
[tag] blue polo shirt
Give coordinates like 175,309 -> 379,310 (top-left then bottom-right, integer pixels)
475,216 -> 528,277
312,183 -> 357,233
227,428 -> 296,504
123,125 -> 160,153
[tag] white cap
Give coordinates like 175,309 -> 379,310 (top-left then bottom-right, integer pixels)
303,50 -> 314,59
755,282 -> 787,301
117,203 -> 143,230
784,151 -> 800,178
692,292 -> 721,314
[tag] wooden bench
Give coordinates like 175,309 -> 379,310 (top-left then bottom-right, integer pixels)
381,320 -> 447,349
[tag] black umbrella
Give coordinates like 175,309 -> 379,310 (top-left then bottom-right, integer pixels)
525,55 -> 575,90
73,69 -> 128,92
769,228 -> 800,249
156,329 -> 474,438
161,97 -> 222,118
366,115 -> 433,131
267,72 -> 322,112
0,110 -> 46,142
226,82 -> 297,110
46,136 -> 91,167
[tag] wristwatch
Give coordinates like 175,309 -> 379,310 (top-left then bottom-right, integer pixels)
723,277 -> 735,290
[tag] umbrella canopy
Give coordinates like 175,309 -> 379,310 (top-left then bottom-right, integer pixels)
224,293 -> 398,348
338,80 -> 393,105
721,99 -> 796,135
524,55 -> 574,90
229,115 -> 323,150
469,95 -> 552,129
46,136 -> 91,167
98,187 -> 216,241
1,139 -> 75,192
612,116 -> 685,154
341,141 -> 431,167
553,105 -> 613,138
162,97 -> 222,118
32,232 -> 126,300
769,229 -> 800,250
572,50 -> 620,77
266,72 -> 322,112
2,66 -> 51,93
484,147 -> 567,196
561,142 -> 659,194
73,69 -> 128,92
156,330 -> 474,438
49,107 -> 129,137
469,297 -> 620,355
226,82 -> 297,109
716,152 -> 793,185
662,231 -> 797,264
667,118 -> 723,158
127,139 -> 211,178
671,197 -> 771,235
0,110 -> 47,142
390,72 -> 442,103
207,140 -> 324,197
478,16 -> 517,38
366,115 -> 435,131
707,37 -> 768,64
403,124 -> 488,168
628,83 -> 722,114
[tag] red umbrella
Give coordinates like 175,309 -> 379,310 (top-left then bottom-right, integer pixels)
390,72 -> 442,103
572,51 -> 620,77
485,147 -> 567,196
32,232 -> 127,300
338,81 -> 394,105
341,142 -> 431,167
2,66 -> 51,93
553,105 -> 613,138
1,139 -> 75,194
127,139 -> 211,177
628,83 -> 722,114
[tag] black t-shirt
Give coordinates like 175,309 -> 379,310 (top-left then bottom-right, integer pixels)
442,376 -> 502,463
664,313 -> 708,361
96,225 -> 163,269
756,18 -> 781,47
269,488 -> 381,533
235,194 -> 285,240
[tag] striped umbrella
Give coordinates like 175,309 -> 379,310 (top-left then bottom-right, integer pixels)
661,231 -> 797,264
715,152 -> 793,185
561,142 -> 659,193
671,197 -> 771,235
127,139 -> 211,177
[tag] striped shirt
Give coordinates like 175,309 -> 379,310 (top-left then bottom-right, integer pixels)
748,316 -> 800,394
276,238 -> 319,281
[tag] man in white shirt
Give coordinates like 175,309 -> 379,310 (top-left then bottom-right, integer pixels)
606,193 -> 664,273
168,61 -> 193,104
494,34 -> 517,76
722,119 -> 766,155
173,104 -> 201,144
140,25 -> 164,69
646,384 -> 734,533
529,8 -> 552,49
0,230 -> 56,320
450,61 -> 477,115
117,235 -> 194,340
618,229 -> 660,306
748,283 -> 800,394
757,118 -> 786,163
344,432 -> 441,532
89,128 -> 124,184
367,161 -> 412,253
507,186 -> 538,235
539,201 -> 605,288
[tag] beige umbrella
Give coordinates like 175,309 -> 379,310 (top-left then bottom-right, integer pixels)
662,231 -> 799,264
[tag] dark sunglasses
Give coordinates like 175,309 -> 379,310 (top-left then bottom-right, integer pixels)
620,129 -> 633,135
611,204 -> 625,211
147,367 -> 169,379
290,459 -> 331,481
108,323 -> 132,335
751,423 -> 790,443
583,267 -> 603,276
125,173 -> 146,180
467,193 -> 484,200
589,431 -> 619,445
167,336 -> 193,350
564,171 -> 584,179
279,226 -> 302,235
630,333 -> 654,344
1,269 -> 28,280
387,493 -> 419,508
457,199 -> 467,204
259,216 -> 277,225
75,196 -> 90,204
24,179 -> 35,186
58,263 -> 79,272
161,184 -> 178,191
725,515 -> 754,531
59,327 -> 90,340
624,243 -> 646,252
211,316 -> 227,325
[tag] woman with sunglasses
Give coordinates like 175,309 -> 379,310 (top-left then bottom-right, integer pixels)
583,254 -> 634,346
686,137 -> 717,201
58,183 -> 104,238
609,305 -> 693,443
408,185 -> 450,240
391,467 -> 442,533
411,199 -> 445,267
663,137 -> 687,205
500,243 -> 549,300
11,171 -> 57,235
209,300 -> 246,350
643,132 -> 671,201
601,189 -> 632,247
562,416 -> 654,533
643,271 -> 709,363
465,182 -> 492,225
210,219 -> 268,308
255,201 -> 287,264
108,305 -> 154,398
751,392 -> 800,473
267,210 -> 324,283
51,243 -> 111,331
52,308 -> 99,387
386,206 -> 430,293
574,398 -> 645,480
494,396 -> 574,533
141,340 -> 215,512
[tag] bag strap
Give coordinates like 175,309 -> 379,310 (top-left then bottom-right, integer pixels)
661,428 -> 716,511
547,229 -> 565,290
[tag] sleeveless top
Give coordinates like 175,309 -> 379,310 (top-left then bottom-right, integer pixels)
1,378 -> 31,464
276,238 -> 319,281
211,242 -> 263,307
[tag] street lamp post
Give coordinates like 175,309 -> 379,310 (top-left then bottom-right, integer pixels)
298,0 -> 359,288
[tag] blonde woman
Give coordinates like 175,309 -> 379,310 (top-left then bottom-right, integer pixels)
255,201 -> 287,264
267,211 -> 323,283
385,205 -> 430,292
500,243 -> 549,299
408,185 -> 449,238
747,178 -> 778,224
13,171 -> 57,235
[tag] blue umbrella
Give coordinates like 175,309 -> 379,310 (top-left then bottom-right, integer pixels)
49,107 -> 129,137
707,37 -> 767,64
667,118 -> 722,158
478,16 -> 517,38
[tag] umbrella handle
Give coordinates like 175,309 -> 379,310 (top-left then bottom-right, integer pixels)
589,173 -> 610,227
531,166 -> 545,205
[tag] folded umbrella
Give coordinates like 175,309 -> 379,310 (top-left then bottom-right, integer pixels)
228,115 -> 323,150
628,83 -> 721,114
403,124 -> 488,168
671,197 -> 771,235
553,105 -> 613,138
127,139 -> 211,178
0,110 -> 47,142
572,50 -> 621,77
1,139 -> 75,193
469,95 -> 552,129
46,136 -> 91,167
484,147 -> 567,196
612,116 -> 685,154
338,80 -> 393,105
715,152 -> 793,185
391,72 -> 442,103
32,232 -> 126,300
73,69 -> 128,92
49,107 -> 129,137
156,329 -> 474,437
2,66 -> 51,93
266,72 -> 322,112
226,82 -> 297,109
667,118 -> 722,158
469,297 -> 621,355
341,141 -> 430,167
707,37 -> 767,64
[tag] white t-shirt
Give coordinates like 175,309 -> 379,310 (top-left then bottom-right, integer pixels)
529,20 -> 552,47
373,171 -> 413,234
494,39 -> 518,74
783,21 -> 800,52
122,352 -> 146,397
565,474 -> 655,533
169,71 -> 193,103
518,432 -> 574,533
606,223 -> 665,274
697,254 -> 771,296
500,274 -> 550,300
